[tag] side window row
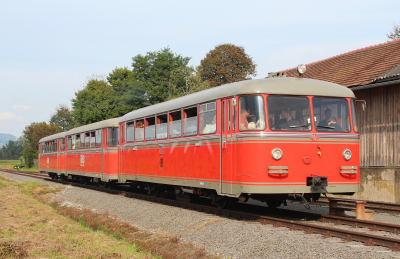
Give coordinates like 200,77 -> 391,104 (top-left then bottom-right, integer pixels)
41,140 -> 58,153
68,129 -> 103,150
126,101 -> 217,143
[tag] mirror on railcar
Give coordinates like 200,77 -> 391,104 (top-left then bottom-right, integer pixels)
156,114 -> 168,139
183,106 -> 198,136
239,96 -> 266,131
199,102 -> 216,134
169,110 -> 182,138
313,97 -> 350,132
268,96 -> 311,131
145,117 -> 156,141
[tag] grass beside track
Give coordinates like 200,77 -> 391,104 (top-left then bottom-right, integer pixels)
0,160 -> 38,172
0,175 -> 215,259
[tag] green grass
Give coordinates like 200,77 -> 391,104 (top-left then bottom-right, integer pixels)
0,159 -> 38,171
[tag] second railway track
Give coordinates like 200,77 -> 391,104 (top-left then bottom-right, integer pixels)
2,169 -> 400,251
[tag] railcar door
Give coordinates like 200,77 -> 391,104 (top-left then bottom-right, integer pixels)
102,128 -> 108,181
221,98 -> 234,194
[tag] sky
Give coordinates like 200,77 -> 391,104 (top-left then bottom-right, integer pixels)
0,0 -> 399,137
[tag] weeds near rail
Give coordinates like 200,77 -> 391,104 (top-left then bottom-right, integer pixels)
0,239 -> 29,259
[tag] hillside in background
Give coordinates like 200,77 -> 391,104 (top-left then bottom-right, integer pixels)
0,133 -> 18,147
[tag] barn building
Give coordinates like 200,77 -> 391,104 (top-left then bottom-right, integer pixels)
279,39 -> 400,202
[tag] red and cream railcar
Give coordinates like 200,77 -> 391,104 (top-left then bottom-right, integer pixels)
118,77 -> 359,207
39,118 -> 120,183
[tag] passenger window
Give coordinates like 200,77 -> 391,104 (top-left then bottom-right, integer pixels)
90,131 -> 95,148
109,127 -> 119,146
156,114 -> 168,139
135,119 -> 144,141
85,133 -> 90,148
183,107 -> 197,136
199,102 -> 216,135
53,140 -> 57,152
239,96 -> 266,131
80,133 -> 85,148
228,100 -> 231,131
126,121 -> 135,142
145,117 -> 156,141
68,136 -> 72,150
169,110 -> 181,138
268,96 -> 311,131
96,130 -> 102,147
61,138 -> 65,151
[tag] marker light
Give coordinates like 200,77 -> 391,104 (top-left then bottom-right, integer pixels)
271,148 -> 283,160
297,64 -> 307,75
343,149 -> 352,161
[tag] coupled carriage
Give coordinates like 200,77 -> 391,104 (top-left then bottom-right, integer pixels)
39,76 -> 360,208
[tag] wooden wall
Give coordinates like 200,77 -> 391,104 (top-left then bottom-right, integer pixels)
354,83 -> 400,167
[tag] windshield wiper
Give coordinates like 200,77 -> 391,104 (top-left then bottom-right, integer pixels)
317,125 -> 335,129
289,124 -> 309,128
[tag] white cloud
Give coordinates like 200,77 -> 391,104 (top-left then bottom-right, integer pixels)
12,104 -> 33,111
0,112 -> 23,121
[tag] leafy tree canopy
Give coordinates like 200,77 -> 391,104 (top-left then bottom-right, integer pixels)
132,47 -> 191,104
387,22 -> 400,41
0,140 -> 23,160
21,122 -> 59,167
49,104 -> 75,132
198,43 -> 257,87
71,76 -> 122,126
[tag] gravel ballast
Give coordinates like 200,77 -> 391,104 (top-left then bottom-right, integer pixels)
2,171 -> 400,258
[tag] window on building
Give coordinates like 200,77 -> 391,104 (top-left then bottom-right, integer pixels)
199,102 -> 216,134
169,110 -> 181,138
183,106 -> 197,136
156,114 -> 168,139
145,117 -> 156,141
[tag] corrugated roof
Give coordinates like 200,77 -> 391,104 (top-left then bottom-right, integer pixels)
282,39 -> 400,87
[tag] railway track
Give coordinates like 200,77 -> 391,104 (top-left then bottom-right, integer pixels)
2,169 -> 400,251
315,198 -> 400,214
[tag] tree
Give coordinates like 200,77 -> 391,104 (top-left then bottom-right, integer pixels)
49,104 -> 75,132
387,23 -> 400,41
0,140 -> 23,160
167,65 -> 210,100
71,76 -> 122,126
21,122 -> 59,168
198,44 -> 257,87
132,47 -> 191,104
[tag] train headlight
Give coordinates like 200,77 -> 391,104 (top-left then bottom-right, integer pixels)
297,64 -> 307,75
271,148 -> 283,160
343,149 -> 352,161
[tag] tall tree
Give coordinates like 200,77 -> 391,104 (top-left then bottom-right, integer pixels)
71,76 -> 121,126
107,67 -> 149,114
21,122 -> 59,167
132,47 -> 191,104
198,44 -> 257,87
387,23 -> 400,41
0,140 -> 23,160
49,104 -> 75,132
167,65 -> 210,100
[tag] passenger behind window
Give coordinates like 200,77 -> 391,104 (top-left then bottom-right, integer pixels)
274,108 -> 299,130
156,117 -> 168,139
239,108 -> 250,130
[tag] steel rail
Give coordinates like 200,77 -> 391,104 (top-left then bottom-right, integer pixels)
314,199 -> 400,214
3,169 -> 400,250
0,169 -> 47,180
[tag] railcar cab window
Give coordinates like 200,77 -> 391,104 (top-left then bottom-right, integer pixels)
313,98 -> 350,132
95,129 -> 102,147
126,121 -> 135,143
109,127 -> 119,146
145,117 -> 156,141
156,114 -> 168,139
239,96 -> 266,131
169,110 -> 182,138
351,100 -> 358,133
199,102 -> 216,134
268,96 -> 311,131
183,106 -> 197,136
135,119 -> 144,141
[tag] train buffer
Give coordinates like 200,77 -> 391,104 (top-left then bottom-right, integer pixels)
328,198 -> 373,220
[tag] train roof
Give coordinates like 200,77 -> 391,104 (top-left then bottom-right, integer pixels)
120,77 -> 355,123
67,117 -> 120,135
39,132 -> 67,143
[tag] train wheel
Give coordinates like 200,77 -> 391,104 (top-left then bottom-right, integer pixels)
266,200 -> 282,208
215,196 -> 230,209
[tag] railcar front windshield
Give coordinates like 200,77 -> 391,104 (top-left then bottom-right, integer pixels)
312,97 -> 351,132
268,96 -> 312,131
239,95 -> 266,131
